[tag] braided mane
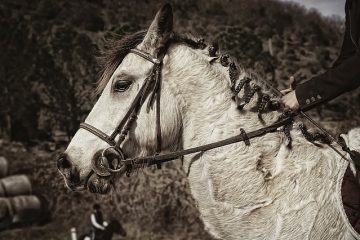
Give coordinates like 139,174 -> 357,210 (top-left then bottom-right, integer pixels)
203,40 -> 330,146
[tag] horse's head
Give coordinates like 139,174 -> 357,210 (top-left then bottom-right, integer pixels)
58,4 -> 194,193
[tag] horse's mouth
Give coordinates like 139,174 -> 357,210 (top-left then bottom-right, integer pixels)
66,181 -> 87,191
87,173 -> 112,194
63,170 -> 99,192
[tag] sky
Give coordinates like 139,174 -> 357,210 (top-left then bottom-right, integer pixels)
279,0 -> 346,18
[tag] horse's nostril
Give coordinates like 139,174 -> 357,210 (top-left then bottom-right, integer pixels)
69,166 -> 81,184
57,154 -> 72,170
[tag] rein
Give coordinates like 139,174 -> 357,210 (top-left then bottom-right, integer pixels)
255,77 -> 356,164
79,45 -> 357,178
119,117 -> 293,168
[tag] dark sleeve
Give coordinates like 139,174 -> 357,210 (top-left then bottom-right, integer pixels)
295,52 -> 360,111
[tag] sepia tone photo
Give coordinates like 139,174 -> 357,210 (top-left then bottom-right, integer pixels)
1,0 -> 360,239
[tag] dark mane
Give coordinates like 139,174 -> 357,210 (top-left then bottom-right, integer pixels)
96,30 -> 146,94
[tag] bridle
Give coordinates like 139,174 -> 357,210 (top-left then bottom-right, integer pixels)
80,47 -> 165,177
78,46 -> 289,178
79,45 -> 357,179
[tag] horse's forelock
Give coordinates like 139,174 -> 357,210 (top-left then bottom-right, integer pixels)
96,30 -> 147,94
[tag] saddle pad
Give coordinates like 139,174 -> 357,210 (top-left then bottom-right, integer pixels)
342,167 -> 360,234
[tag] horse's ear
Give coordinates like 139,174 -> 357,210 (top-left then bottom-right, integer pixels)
141,3 -> 173,50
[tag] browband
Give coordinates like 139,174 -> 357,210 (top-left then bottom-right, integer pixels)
129,49 -> 161,64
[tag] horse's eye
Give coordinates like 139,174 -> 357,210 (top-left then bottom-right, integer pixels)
113,80 -> 132,92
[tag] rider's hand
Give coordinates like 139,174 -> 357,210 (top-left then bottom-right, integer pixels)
281,90 -> 300,110
281,76 -> 300,111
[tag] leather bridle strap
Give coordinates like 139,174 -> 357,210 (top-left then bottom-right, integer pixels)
80,71 -> 154,147
155,68 -> 162,153
79,123 -> 116,146
112,71 -> 155,146
109,49 -> 161,142
129,48 -> 161,65
118,117 -> 294,168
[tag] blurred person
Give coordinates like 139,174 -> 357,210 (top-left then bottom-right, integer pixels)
90,204 -> 108,239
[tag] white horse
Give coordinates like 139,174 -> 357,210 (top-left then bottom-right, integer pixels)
58,4 -> 360,240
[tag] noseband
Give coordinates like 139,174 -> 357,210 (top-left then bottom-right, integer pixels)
80,48 -> 164,176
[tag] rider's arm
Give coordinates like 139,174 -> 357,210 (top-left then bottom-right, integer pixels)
295,52 -> 360,111
295,0 -> 360,111
91,213 -> 105,230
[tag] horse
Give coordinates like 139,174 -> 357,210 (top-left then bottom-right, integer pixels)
57,4 -> 360,240
78,219 -> 126,240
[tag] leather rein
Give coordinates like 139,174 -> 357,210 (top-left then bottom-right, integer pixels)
79,47 -> 353,178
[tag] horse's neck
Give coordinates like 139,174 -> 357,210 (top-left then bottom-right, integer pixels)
180,76 -> 277,152
166,44 -> 280,169
178,67 -> 282,201
182,96 -> 241,148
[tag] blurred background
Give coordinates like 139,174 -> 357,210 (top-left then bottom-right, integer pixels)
0,0 -> 359,239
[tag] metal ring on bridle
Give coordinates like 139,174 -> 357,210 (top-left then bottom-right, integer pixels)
102,146 -> 125,172
90,146 -> 126,176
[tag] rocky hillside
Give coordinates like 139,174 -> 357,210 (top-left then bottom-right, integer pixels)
0,0 -> 359,239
